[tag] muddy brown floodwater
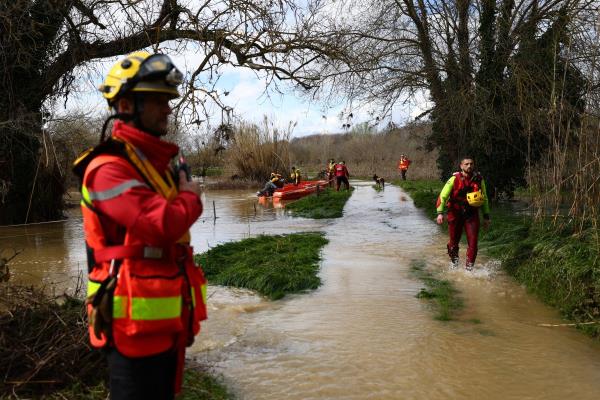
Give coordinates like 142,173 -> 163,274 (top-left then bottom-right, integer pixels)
2,181 -> 600,399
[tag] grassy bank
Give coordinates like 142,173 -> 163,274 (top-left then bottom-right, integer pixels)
411,260 -> 463,321
399,179 -> 600,338
44,368 -> 230,400
0,286 -> 232,399
480,219 -> 600,337
195,232 -> 328,300
286,188 -> 353,219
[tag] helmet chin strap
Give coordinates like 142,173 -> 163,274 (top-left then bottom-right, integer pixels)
100,113 -> 134,143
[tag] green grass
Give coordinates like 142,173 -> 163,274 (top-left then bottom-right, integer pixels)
402,178 -> 600,339
195,232 -> 329,300
286,188 -> 353,219
371,184 -> 383,192
181,368 -> 233,400
41,368 -> 232,400
482,220 -> 600,337
411,260 -> 463,321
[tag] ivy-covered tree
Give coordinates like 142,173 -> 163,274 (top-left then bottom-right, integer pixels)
317,0 -> 593,197
0,0 -> 340,224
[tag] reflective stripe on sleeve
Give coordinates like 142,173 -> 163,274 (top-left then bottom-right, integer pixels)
84,180 -> 148,202
191,284 -> 208,308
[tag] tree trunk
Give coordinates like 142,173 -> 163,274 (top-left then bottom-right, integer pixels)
0,109 -> 64,225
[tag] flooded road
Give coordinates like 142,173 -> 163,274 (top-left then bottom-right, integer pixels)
2,182 -> 600,399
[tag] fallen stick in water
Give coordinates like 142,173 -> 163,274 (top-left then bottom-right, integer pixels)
537,321 -> 599,327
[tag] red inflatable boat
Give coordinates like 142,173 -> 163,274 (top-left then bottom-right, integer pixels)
272,180 -> 328,201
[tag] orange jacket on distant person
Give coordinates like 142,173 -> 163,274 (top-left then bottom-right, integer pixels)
398,158 -> 411,171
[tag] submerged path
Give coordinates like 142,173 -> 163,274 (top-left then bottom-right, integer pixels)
192,181 -> 600,400
2,183 -> 600,399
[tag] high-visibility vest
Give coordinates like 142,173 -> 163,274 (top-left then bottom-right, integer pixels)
436,172 -> 483,212
77,138 -> 207,357
399,159 -> 410,170
449,172 -> 481,207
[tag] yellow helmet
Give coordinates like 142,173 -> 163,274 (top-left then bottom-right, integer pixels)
466,190 -> 485,207
99,51 -> 183,104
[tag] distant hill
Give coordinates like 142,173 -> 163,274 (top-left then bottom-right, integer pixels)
289,122 -> 439,180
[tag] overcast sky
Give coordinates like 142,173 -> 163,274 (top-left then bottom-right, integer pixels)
55,51 -> 430,138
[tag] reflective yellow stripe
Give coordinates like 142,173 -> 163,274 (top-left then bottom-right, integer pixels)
82,185 -> 91,204
87,280 -> 101,297
113,296 -> 126,318
84,180 -> 148,202
131,296 -> 182,320
191,284 -> 207,308
87,281 -> 126,318
201,284 -> 207,305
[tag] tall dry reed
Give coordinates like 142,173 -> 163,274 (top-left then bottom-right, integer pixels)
289,122 -> 439,180
225,118 -> 292,181
527,115 -> 600,233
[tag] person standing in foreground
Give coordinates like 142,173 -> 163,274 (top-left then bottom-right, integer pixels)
436,157 -> 491,271
73,52 -> 207,399
397,154 -> 411,181
335,161 -> 350,191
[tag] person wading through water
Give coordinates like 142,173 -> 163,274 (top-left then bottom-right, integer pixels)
436,157 -> 491,271
73,51 -> 207,399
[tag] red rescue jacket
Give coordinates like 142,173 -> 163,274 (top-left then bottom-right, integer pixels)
335,164 -> 349,177
398,158 -> 411,170
75,121 -> 207,358
436,171 -> 489,215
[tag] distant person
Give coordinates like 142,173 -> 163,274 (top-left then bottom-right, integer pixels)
335,161 -> 350,191
257,172 -> 284,197
290,166 -> 302,185
397,154 -> 411,180
436,156 -> 491,271
327,158 -> 336,187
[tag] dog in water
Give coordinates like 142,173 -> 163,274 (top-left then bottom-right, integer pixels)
373,174 -> 385,190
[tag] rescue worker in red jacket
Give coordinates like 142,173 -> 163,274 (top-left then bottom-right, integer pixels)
335,161 -> 350,191
397,154 -> 411,181
436,157 -> 491,271
73,51 -> 207,400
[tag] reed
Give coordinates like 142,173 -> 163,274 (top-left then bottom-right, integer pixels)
225,118 -> 293,182
0,284 -> 232,398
